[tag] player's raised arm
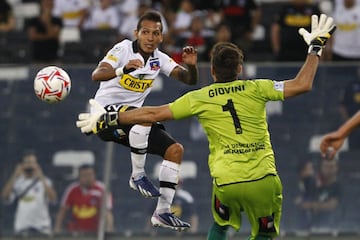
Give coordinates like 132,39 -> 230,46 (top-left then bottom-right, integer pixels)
283,14 -> 336,98
170,46 -> 198,85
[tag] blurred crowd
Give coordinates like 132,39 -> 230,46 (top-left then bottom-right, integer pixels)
1,151 -> 198,236
0,0 -> 359,64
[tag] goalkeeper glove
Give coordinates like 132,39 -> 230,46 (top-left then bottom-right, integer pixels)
298,14 -> 336,57
76,99 -> 119,134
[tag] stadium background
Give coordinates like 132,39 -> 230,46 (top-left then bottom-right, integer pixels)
1,0 -> 360,239
1,62 -> 360,240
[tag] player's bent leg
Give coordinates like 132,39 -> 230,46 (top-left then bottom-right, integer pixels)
152,156 -> 191,231
151,148 -> 190,231
211,184 -> 242,235
207,222 -> 229,240
154,159 -> 182,218
147,125 -> 188,230
156,144 -> 184,211
128,124 -> 160,198
163,142 -> 184,164
129,124 -> 151,177
244,175 -> 282,240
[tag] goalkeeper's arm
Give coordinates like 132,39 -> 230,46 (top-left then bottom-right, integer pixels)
76,99 -> 173,134
282,14 -> 336,99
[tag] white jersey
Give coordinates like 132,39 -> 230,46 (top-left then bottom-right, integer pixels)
83,5 -> 120,30
94,39 -> 179,108
11,176 -> 53,234
332,4 -> 360,58
52,0 -> 90,27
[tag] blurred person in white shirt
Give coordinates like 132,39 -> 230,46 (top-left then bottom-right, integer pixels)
171,0 -> 195,37
119,1 -> 168,41
83,0 -> 120,30
52,0 -> 90,28
324,0 -> 360,61
1,151 -> 57,236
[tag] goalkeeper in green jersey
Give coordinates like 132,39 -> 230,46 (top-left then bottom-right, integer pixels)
77,14 -> 336,240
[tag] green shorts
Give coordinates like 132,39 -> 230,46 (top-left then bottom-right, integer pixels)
211,174 -> 283,239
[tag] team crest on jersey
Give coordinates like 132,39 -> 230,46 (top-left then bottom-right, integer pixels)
119,74 -> 153,92
150,59 -> 160,71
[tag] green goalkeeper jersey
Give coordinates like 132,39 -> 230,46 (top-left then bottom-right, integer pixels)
169,79 -> 284,185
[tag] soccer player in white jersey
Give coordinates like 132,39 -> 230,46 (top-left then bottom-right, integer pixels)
82,10 -> 198,230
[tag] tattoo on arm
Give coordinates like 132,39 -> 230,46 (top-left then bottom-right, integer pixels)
177,65 -> 198,85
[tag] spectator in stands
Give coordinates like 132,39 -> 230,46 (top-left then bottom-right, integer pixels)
54,164 -> 114,234
83,0 -> 120,30
295,161 -> 317,204
205,22 -> 232,62
116,0 -> 139,21
324,0 -> 360,61
294,160 -> 317,231
338,68 -> 360,148
118,1 -> 168,41
52,0 -> 90,28
118,1 -> 149,40
26,0 -> 63,63
1,150 -> 57,236
295,157 -> 341,232
220,0 -> 261,54
334,0 -> 360,8
173,16 -> 214,62
271,0 -> 321,61
171,0 -> 195,37
0,0 -> 16,32
203,7 -> 222,31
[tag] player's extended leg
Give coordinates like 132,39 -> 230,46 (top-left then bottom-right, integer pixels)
128,124 -> 161,198
147,125 -> 190,231
243,174 -> 282,240
210,175 -> 281,240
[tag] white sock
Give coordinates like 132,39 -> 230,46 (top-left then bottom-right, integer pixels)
129,125 -> 151,179
156,160 -> 180,212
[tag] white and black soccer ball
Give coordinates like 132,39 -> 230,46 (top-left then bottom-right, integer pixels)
34,66 -> 71,104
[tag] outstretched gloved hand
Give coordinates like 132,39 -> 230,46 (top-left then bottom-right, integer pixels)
298,14 -> 336,57
76,99 -> 119,134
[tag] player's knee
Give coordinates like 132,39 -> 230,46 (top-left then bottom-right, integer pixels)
256,214 -> 278,240
164,143 -> 184,163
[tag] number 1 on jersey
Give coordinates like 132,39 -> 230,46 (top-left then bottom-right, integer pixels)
222,99 -> 242,134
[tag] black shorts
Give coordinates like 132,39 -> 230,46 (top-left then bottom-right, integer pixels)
97,103 -> 177,157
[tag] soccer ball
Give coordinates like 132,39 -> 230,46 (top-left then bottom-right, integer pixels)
34,66 -> 71,104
